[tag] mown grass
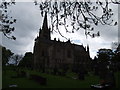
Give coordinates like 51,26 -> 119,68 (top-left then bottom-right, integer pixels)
115,71 -> 120,88
2,67 -> 120,88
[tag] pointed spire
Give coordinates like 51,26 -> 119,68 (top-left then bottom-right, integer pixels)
85,46 -> 86,51
87,44 -> 89,51
42,12 -> 48,30
87,44 -> 90,55
39,12 -> 50,40
58,38 -> 60,42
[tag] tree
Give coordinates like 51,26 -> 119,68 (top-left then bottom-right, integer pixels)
18,52 -> 33,69
34,0 -> 119,39
0,0 -> 16,40
97,49 -> 115,80
97,49 -> 113,62
8,54 -> 23,66
112,44 -> 120,71
2,46 -> 14,66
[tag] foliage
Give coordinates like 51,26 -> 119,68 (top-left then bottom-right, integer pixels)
97,49 -> 113,62
0,0 -> 16,40
112,52 -> 120,63
18,52 -> 33,68
34,0 -> 119,39
2,46 -> 13,66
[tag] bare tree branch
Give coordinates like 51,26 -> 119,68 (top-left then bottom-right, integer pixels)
34,0 -> 118,39
0,0 -> 16,40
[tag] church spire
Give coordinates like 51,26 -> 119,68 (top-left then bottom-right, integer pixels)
42,12 -> 48,30
39,12 -> 50,40
87,44 -> 90,55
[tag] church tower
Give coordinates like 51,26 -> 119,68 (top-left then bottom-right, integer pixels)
34,12 -> 51,71
39,12 -> 51,40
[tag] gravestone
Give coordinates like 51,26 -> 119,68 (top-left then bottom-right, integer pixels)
105,71 -> 116,87
30,74 -> 47,85
78,71 -> 85,80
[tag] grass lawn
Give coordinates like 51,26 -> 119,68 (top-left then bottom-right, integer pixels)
115,71 -> 120,88
2,67 -> 120,88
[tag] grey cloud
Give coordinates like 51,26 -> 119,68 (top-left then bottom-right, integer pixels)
2,2 -> 41,55
1,2 -> 119,59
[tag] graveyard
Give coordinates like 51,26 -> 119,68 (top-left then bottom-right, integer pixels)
2,66 -> 120,88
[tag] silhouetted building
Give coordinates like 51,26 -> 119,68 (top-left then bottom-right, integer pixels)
33,13 -> 91,71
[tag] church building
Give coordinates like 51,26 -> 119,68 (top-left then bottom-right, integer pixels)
33,12 -> 91,72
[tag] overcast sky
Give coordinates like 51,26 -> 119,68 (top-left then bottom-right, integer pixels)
0,1 -> 119,59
